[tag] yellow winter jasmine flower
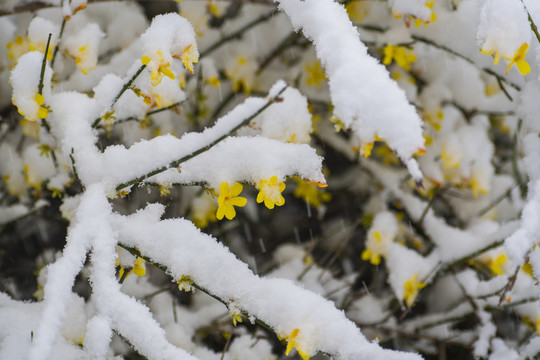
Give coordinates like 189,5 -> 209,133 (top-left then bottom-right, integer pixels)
361,231 -> 384,265
208,76 -> 220,87
522,262 -> 535,278
191,193 -> 218,228
304,60 -> 326,87
486,253 -> 507,276
383,45 -> 417,71
345,0 -> 370,23
34,93 -> 49,120
206,0 -> 225,18
142,50 -> 176,87
226,55 -> 256,94
403,274 -> 426,307
424,108 -> 444,132
176,44 -> 199,74
177,275 -> 194,292
118,256 -> 146,279
216,182 -> 247,220
68,45 -> 99,75
330,116 -> 347,133
28,40 -> 54,61
440,146 -> 461,169
360,141 -> 375,158
284,329 -> 310,360
293,177 -> 331,208
360,135 -> 383,158
506,43 -> 530,75
6,35 -> 29,66
470,173 -> 488,198
257,176 -> 286,209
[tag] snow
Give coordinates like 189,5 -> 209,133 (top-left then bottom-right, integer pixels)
275,0 -> 425,180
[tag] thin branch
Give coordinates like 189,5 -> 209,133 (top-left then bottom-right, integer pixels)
117,243 -> 275,333
51,18 -> 66,68
91,63 -> 147,129
521,0 -> 540,44
97,100 -> 185,129
476,186 -> 516,217
38,34 -> 52,96
411,35 -> 521,92
115,84 -> 288,192
200,9 -> 278,58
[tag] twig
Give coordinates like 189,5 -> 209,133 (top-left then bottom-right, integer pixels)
115,84 -> 288,191
418,187 -> 439,225
476,186 -> 516,217
51,18 -> 66,68
117,244 -> 275,333
498,264 -> 522,307
98,100 -> 185,129
91,63 -> 147,128
521,0 -> 540,44
200,9 -> 278,58
411,35 -> 521,93
257,31 -> 300,74
38,34 -> 52,96
513,119 -> 527,198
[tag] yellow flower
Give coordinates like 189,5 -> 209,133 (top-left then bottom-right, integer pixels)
257,176 -> 286,209
177,275 -> 194,292
470,172 -> 488,198
284,329 -> 310,360
293,177 -> 331,208
440,144 -> 461,169
142,50 -> 176,87
35,94 -> 49,119
486,253 -> 507,276
29,40 -> 54,61
16,93 -> 48,122
403,274 -> 426,307
304,60 -> 326,87
6,35 -> 30,66
216,182 -> 247,220
522,262 -> 535,278
345,0 -> 370,23
360,135 -> 383,158
361,231 -> 384,265
226,56 -> 256,94
330,116 -> 347,133
506,43 -> 530,75
118,256 -> 146,279
383,45 -> 417,71
191,193 -> 218,228
176,44 -> 199,74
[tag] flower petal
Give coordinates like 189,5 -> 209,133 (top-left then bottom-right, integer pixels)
264,199 -> 275,209
224,205 -> 236,220
229,183 -> 243,197
219,182 -> 229,195
216,206 -> 225,220
231,196 -> 247,207
517,59 -> 531,75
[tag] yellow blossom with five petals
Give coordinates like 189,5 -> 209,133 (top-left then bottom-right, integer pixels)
142,50 -> 176,87
403,274 -> 426,307
216,182 -> 247,220
257,176 -> 286,209
383,45 -> 417,71
506,43 -> 530,75
118,256 -> 146,279
284,329 -> 310,360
